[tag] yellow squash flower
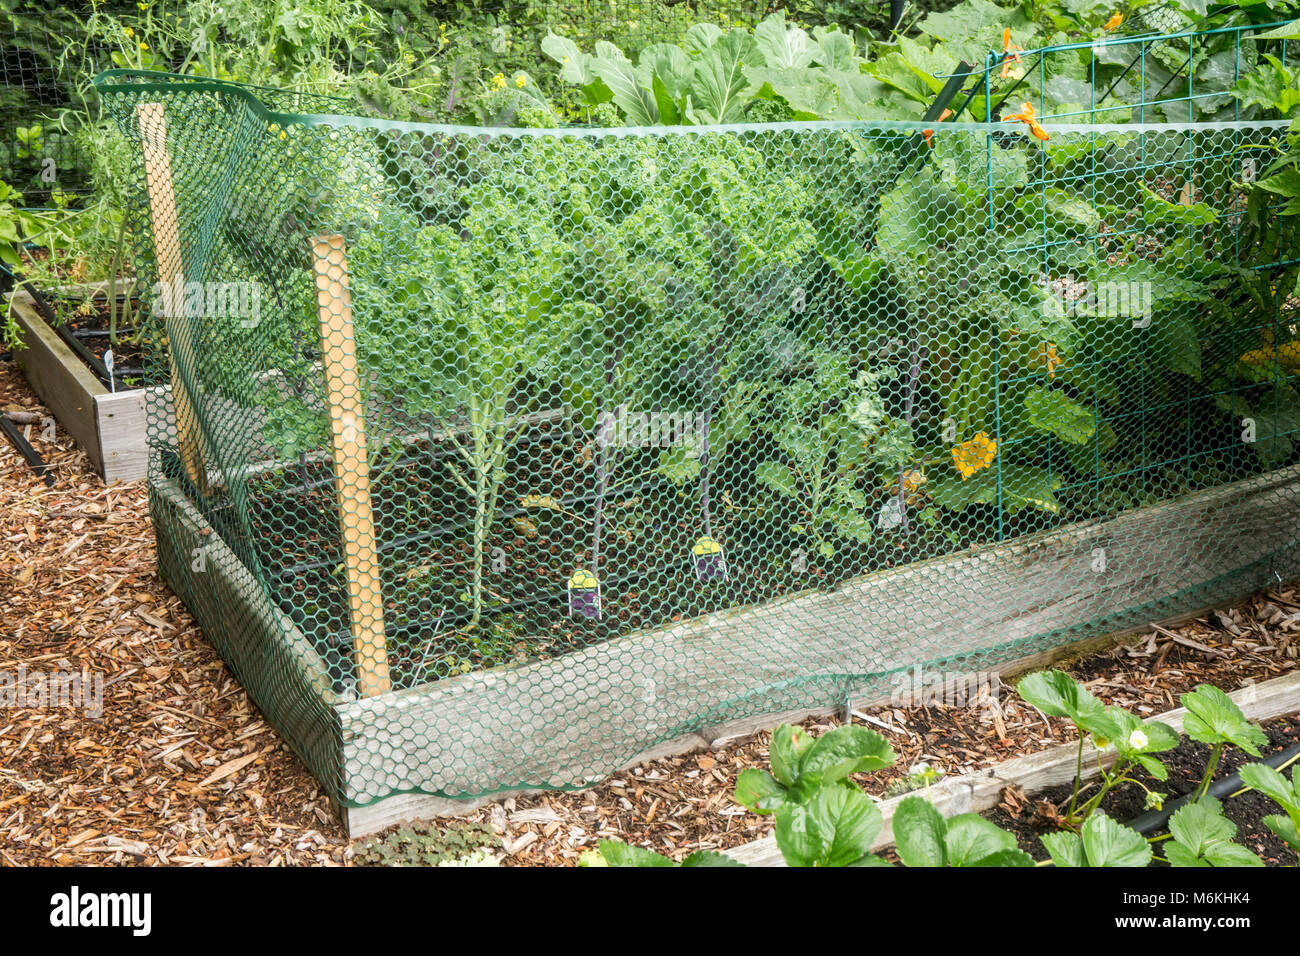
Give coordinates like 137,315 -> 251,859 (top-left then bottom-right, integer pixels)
1104,11 -> 1124,30
1001,28 -> 1024,78
953,432 -> 998,480
1002,101 -> 1050,141
1036,342 -> 1063,379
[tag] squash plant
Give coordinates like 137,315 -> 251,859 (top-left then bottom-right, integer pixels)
542,12 -> 914,126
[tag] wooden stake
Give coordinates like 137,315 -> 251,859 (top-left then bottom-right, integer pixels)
311,234 -> 391,697
135,102 -> 206,493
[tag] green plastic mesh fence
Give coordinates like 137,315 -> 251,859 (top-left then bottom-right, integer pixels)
95,68 -> 1300,807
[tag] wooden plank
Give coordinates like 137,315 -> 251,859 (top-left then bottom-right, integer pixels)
94,388 -> 149,483
136,101 -> 206,494
310,234 -> 390,698
726,670 -> 1300,865
9,295 -> 106,473
334,606 -> 1235,836
151,475 -> 340,776
337,460 -> 1300,805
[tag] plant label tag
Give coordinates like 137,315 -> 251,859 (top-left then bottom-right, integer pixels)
104,348 -> 116,393
691,536 -> 728,582
567,569 -> 602,619
877,496 -> 904,531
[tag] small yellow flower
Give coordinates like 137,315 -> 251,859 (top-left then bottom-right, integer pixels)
491,73 -> 506,90
139,41 -> 148,51
440,35 -> 449,46
901,468 -> 926,496
124,26 -> 134,37
1104,11 -> 1124,31
1036,341 -> 1063,379
515,74 -> 527,88
561,55 -> 570,64
952,432 -> 998,480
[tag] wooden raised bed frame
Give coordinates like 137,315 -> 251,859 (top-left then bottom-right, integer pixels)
149,451 -> 1300,837
8,287 -> 156,483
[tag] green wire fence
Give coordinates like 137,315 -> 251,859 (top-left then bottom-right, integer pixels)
89,28 -> 1300,808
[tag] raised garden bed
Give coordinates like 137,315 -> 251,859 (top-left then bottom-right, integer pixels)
726,670 -> 1300,865
153,459 -> 1300,836
7,283 -> 162,482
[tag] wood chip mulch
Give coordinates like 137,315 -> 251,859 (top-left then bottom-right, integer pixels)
0,355 -> 348,866
1,353 -> 1297,866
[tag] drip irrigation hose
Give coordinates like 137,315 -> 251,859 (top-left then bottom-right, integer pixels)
0,415 -> 54,486
1126,741 -> 1300,835
20,281 -> 120,388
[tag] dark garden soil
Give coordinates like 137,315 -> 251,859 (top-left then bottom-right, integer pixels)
987,714 -> 1300,866
40,291 -> 153,390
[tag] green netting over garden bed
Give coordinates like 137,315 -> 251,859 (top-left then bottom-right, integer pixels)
95,67 -> 1300,806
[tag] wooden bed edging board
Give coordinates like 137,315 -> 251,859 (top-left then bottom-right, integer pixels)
725,670 -> 1300,865
9,291 -> 157,483
151,475 -> 346,794
336,461 -> 1300,834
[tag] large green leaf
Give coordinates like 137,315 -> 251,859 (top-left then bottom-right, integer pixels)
640,43 -> 693,102
930,464 -> 1063,516
809,26 -> 855,70
1041,830 -> 1087,867
1023,386 -> 1098,445
1152,315 -> 1202,380
1016,669 -> 1108,726
770,723 -> 813,786
943,814 -> 1022,867
680,850 -> 746,867
797,725 -> 896,787
775,785 -> 885,867
1262,814 -> 1300,852
753,12 -> 813,69
734,767 -> 788,814
591,47 -> 659,125
893,795 -> 948,867
1080,811 -> 1153,867
1165,798 -> 1264,867
688,29 -> 761,125
595,839 -> 675,866
1238,762 -> 1300,816
1180,685 -> 1268,756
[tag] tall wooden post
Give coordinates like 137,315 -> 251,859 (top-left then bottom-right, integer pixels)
136,102 -> 206,493
311,234 -> 391,697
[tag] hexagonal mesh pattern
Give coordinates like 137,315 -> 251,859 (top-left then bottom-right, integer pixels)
96,70 -> 1300,806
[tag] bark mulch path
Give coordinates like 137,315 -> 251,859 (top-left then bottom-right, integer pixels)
1,354 -> 1297,866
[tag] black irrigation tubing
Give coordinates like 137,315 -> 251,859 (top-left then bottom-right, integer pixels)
21,281 -> 120,388
273,471 -> 674,578
0,415 -> 54,486
1126,740 -> 1300,835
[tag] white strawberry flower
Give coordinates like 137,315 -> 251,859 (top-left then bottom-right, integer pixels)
1128,728 -> 1149,751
